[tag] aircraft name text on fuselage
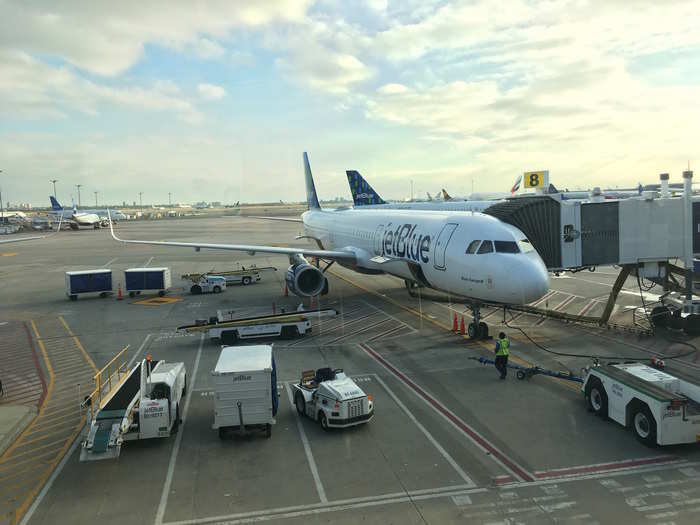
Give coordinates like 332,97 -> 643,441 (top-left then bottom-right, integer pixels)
382,222 -> 432,263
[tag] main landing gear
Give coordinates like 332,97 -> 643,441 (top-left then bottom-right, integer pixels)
467,303 -> 489,340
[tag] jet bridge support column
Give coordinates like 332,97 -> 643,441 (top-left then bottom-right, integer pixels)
599,264 -> 634,326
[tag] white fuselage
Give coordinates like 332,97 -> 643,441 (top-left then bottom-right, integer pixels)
302,208 -> 549,305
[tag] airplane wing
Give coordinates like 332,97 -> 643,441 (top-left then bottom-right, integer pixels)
0,215 -> 62,244
108,212 -> 354,260
248,216 -> 303,223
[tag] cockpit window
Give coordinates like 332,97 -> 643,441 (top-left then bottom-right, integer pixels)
466,240 -> 481,254
518,239 -> 535,253
476,240 -> 493,254
494,241 -> 519,253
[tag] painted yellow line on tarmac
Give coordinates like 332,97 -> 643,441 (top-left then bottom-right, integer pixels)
0,252 -> 18,257
328,269 -> 580,393
58,315 -> 98,372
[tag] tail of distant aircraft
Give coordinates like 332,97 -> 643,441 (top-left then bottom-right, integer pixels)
511,175 -> 523,194
346,170 -> 386,206
50,196 -> 63,211
426,192 -> 433,201
303,152 -> 321,210
441,189 -> 452,201
547,183 -> 558,194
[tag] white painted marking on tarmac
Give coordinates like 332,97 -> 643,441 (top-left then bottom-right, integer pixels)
451,494 -> 472,506
102,257 -> 118,267
371,374 -> 476,488
163,486 -> 488,525
284,382 -> 327,503
360,299 -> 417,332
144,256 -> 154,267
680,467 -> 700,477
154,333 -> 204,525
18,431 -> 82,525
127,333 -> 153,369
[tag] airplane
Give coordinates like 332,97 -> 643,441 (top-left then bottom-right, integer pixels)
108,153 -> 549,339
0,215 -> 62,244
49,196 -> 125,229
347,170 -> 501,212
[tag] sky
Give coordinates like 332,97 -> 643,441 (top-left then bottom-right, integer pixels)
1,0 -> 700,206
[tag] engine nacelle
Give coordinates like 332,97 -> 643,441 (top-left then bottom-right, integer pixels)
285,257 -> 327,297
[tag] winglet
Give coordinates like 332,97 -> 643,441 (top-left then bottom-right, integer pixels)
346,170 -> 386,205
107,210 -> 122,242
303,152 -> 321,210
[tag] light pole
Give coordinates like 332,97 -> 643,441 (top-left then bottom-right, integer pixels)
0,170 -> 4,218
75,184 -> 83,207
94,191 -> 99,207
139,192 -> 143,212
50,179 -> 58,199
168,192 -> 172,207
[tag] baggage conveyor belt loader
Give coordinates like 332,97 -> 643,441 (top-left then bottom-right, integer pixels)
80,348 -> 186,461
178,308 -> 338,345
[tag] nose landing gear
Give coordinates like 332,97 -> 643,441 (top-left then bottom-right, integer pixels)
467,304 -> 489,340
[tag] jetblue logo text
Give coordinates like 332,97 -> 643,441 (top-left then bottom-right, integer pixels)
382,223 -> 431,263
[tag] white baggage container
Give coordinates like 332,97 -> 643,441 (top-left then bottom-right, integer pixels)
211,345 -> 278,438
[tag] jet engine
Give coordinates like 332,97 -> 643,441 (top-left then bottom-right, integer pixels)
285,255 -> 327,297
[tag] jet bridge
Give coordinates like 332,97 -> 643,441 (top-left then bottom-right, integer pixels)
484,171 -> 700,332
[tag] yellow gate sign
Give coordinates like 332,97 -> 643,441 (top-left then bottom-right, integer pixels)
523,170 -> 549,189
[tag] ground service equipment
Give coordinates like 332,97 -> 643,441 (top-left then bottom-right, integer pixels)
292,367 -> 374,430
178,308 -> 338,344
65,269 -> 113,301
582,362 -> 700,446
81,353 -> 186,461
124,267 -> 172,297
187,275 -> 227,294
212,345 -> 278,439
181,266 -> 276,286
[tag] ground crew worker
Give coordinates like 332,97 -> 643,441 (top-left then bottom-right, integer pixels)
494,331 -> 510,379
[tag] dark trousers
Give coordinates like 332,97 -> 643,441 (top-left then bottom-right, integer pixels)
495,355 -> 508,378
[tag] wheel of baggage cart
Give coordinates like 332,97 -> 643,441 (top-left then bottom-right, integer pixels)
630,403 -> 657,446
190,284 -> 202,295
516,370 -> 526,381
218,427 -> 227,440
213,285 -> 221,294
265,424 -> 272,438
319,412 -> 329,431
585,377 -> 608,417
69,295 -> 77,301
171,404 -> 180,435
295,391 -> 305,415
242,276 -> 252,285
99,292 -> 109,298
221,330 -> 238,345
281,325 -> 299,339
158,290 -> 166,297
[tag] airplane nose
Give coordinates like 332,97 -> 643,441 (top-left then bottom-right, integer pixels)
520,255 -> 550,303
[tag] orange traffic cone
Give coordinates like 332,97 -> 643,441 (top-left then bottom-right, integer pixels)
459,316 -> 466,335
117,283 -> 123,301
452,312 -> 458,332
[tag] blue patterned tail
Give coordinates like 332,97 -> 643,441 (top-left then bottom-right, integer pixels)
346,170 -> 386,206
49,196 -> 63,211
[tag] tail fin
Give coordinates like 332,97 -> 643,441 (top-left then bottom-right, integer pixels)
303,152 -> 321,210
510,175 -> 522,194
50,196 -> 63,211
547,183 -> 558,194
346,170 -> 386,206
441,189 -> 452,201
426,192 -> 432,201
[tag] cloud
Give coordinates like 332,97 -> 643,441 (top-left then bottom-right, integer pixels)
0,50 -> 201,122
276,48 -> 371,94
0,1 -> 312,76
198,83 -> 227,100
193,38 -> 226,59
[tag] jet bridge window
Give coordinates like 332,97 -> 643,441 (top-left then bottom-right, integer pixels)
477,240 -> 494,254
466,240 -> 481,254
494,241 -> 519,253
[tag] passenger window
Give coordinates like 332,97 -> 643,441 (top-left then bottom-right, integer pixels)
494,241 -> 519,253
477,240 -> 493,254
466,240 -> 481,254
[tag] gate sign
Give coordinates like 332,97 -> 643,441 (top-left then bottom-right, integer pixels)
523,170 -> 549,189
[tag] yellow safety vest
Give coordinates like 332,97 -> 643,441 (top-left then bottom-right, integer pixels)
496,338 -> 510,357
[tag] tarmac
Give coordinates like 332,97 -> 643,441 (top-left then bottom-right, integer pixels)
1,216 -> 700,525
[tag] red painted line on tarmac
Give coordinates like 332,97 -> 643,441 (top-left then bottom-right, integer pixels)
23,322 -> 46,408
359,342 -> 534,483
534,455 -> 678,479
